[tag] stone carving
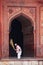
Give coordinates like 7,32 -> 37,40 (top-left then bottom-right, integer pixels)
9,8 -> 13,14
8,7 -> 21,16
29,8 -> 35,15
23,7 -> 36,21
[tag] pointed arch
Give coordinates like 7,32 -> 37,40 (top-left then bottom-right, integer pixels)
9,12 -> 35,57
9,12 -> 34,27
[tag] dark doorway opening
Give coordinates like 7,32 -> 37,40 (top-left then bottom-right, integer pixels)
9,15 -> 34,57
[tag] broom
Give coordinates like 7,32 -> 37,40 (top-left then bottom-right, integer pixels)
10,39 -> 16,51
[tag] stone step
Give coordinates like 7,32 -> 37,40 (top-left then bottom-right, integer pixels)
0,58 -> 43,65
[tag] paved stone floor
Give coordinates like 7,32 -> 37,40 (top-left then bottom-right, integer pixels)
0,58 -> 43,65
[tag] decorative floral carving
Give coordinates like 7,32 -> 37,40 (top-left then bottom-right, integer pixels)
9,8 -> 13,14
29,8 -> 35,16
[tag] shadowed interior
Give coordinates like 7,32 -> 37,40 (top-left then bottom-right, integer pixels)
9,15 -> 34,57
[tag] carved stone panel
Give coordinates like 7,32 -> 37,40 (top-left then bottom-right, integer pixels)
1,0 -> 37,58
39,7 -> 43,57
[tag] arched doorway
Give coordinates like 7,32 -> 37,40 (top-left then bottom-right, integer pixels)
9,15 -> 34,57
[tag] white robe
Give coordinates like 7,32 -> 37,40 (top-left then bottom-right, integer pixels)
16,45 -> 22,59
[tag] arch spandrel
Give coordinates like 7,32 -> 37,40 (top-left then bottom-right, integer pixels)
9,12 -> 35,27
8,7 -> 36,27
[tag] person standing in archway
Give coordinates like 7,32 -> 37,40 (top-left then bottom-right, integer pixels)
15,43 -> 22,59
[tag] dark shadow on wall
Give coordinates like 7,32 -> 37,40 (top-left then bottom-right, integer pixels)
9,15 -> 34,58
9,19 -> 23,57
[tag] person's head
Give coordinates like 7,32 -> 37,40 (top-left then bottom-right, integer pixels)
15,43 -> 17,46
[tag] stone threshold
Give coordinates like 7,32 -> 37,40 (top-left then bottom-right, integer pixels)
1,58 -> 43,61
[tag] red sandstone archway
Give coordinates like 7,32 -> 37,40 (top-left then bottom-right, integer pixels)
9,13 -> 36,57
1,11 -> 36,58
9,13 -> 34,27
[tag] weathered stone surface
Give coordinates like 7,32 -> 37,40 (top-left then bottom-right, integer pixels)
0,0 -> 43,58
0,60 -> 43,65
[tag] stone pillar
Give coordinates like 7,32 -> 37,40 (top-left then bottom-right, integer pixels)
0,1 -> 2,58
